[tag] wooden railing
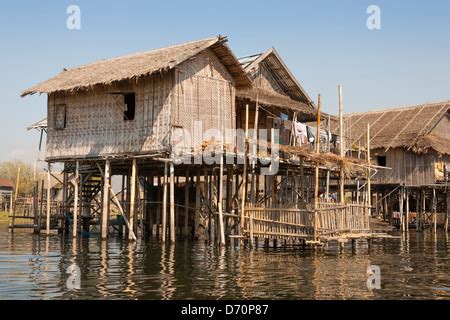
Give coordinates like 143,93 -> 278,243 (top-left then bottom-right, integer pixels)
316,202 -> 370,235
243,202 -> 370,240
243,204 -> 313,239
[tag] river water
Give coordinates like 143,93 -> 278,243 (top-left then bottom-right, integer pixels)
0,225 -> 449,300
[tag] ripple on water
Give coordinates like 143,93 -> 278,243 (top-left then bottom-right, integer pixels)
0,225 -> 449,299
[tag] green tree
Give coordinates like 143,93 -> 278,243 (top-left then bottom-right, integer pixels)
0,160 -> 38,197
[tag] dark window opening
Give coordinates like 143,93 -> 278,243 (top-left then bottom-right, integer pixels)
124,93 -> 135,121
377,156 -> 387,167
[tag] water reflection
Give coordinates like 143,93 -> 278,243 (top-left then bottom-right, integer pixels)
0,226 -> 449,300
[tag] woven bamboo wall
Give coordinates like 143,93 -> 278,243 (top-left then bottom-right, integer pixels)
372,148 -> 437,186
46,75 -> 173,159
174,49 -> 235,149
46,48 -> 237,160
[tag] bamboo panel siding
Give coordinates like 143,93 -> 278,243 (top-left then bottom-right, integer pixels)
372,148 -> 437,186
244,204 -> 314,239
243,203 -> 370,240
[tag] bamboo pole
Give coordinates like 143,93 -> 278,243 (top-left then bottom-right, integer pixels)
129,158 -> 137,241
101,160 -> 111,239
46,163 -> 51,235
405,188 -> 410,232
313,94 -> 321,241
72,162 -> 79,237
399,188 -> 404,232
240,104 -> 249,234
169,162 -> 175,244
325,114 -> 331,202
10,166 -> 20,229
367,124 -> 372,210
445,190 -> 449,232
339,85 -> 345,204
184,172 -> 189,237
218,152 -> 226,246
432,188 -> 437,232
162,162 -> 168,243
195,170 -> 201,239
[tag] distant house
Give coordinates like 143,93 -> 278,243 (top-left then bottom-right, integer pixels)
339,101 -> 450,186
0,179 -> 13,211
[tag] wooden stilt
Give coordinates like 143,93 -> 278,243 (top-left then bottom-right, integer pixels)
240,104 -> 249,235
432,188 -> 437,232
101,160 -> 111,239
399,188 -> 404,232
184,172 -> 189,238
367,124 -> 372,211
129,158 -> 137,241
162,162 -> 168,243
72,162 -> 79,238
46,163 -> 51,235
445,190 -> 449,232
218,152 -> 226,246
405,189 -> 410,231
194,170 -> 201,239
313,94 -> 321,241
338,85 -> 345,204
169,162 -> 175,244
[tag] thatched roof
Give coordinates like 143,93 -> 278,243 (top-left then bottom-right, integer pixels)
238,48 -> 316,118
236,88 -> 316,116
239,48 -> 314,105
21,36 -> 252,97
331,101 -> 450,155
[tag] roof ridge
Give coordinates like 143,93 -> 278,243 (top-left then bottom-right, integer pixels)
65,36 -> 220,72
345,99 -> 450,116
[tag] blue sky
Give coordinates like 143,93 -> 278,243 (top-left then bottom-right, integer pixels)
1,0 -> 450,163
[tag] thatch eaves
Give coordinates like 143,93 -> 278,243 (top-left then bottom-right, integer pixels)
331,101 -> 450,155
21,36 -> 252,97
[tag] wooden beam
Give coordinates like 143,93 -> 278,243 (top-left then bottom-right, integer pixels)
339,85 -> 345,204
162,162 -> 168,243
46,163 -> 51,235
73,161 -> 79,238
184,172 -> 190,237
101,160 -> 111,239
367,124 -> 372,209
313,94 -> 321,241
218,151 -> 226,246
169,162 -> 175,244
129,158 -> 137,241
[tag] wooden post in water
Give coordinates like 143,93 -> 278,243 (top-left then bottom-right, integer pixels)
218,151 -> 226,246
184,172 -> 190,238
399,187 -> 404,232
10,167 -> 20,229
129,158 -> 137,241
46,163 -> 51,235
313,94 -> 322,241
240,104 -> 249,235
72,162 -> 79,237
445,190 -> 449,232
101,160 -> 111,239
338,85 -> 345,204
432,188 -> 437,232
367,124 -> 372,210
162,162 -> 168,242
169,162 -> 175,244
405,188 -> 410,231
